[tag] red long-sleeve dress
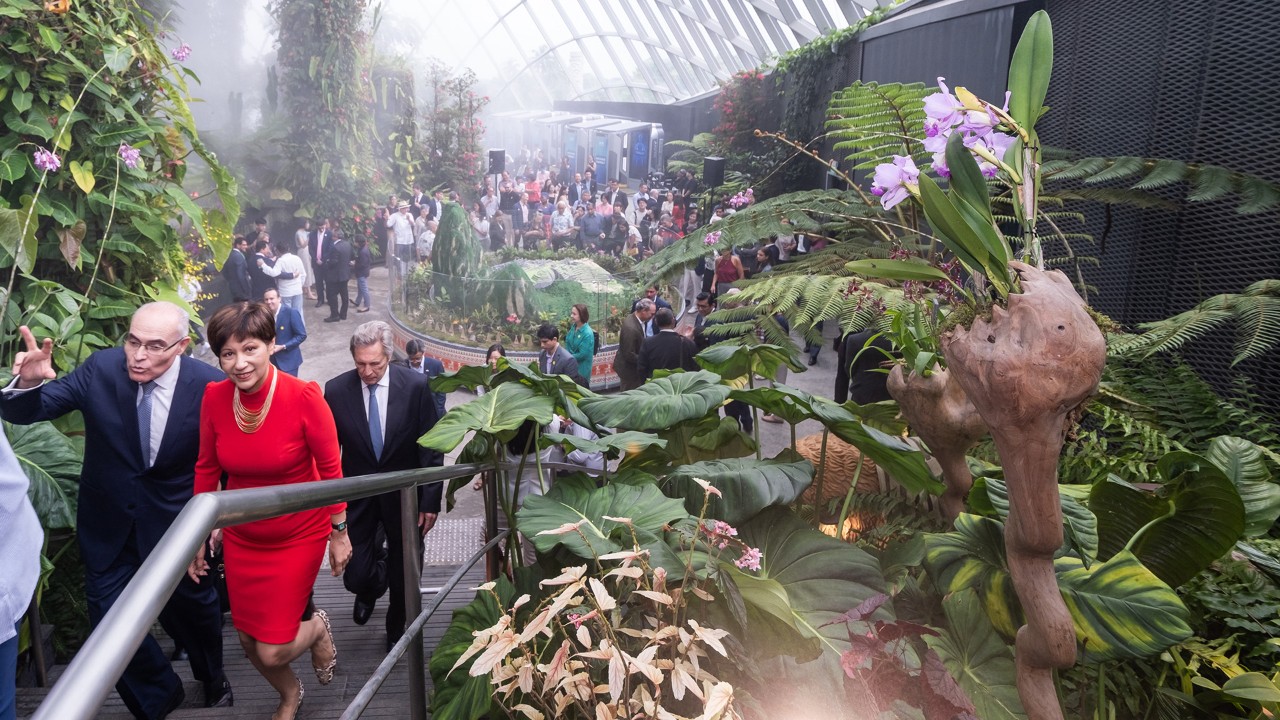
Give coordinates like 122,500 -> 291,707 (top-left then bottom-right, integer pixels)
195,368 -> 346,644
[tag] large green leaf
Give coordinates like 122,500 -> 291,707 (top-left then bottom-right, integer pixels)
1206,435 -> 1280,537
1007,10 -> 1054,130
541,430 -> 667,459
418,383 -> 555,452
980,476 -> 1099,564
516,475 -> 691,559
728,507 -> 890,659
694,343 -> 803,380
1091,451 -> 1245,588
664,452 -> 814,524
578,370 -> 729,430
809,397 -> 942,495
923,514 -> 1023,638
1056,551 -> 1192,663
844,258 -> 952,283
429,363 -> 495,394
924,589 -> 1027,720
428,579 -> 514,720
728,384 -> 816,426
8,420 -> 81,529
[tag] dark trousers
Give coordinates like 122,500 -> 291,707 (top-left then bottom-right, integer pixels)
326,279 -> 349,319
85,529 -> 223,720
725,400 -> 753,435
344,493 -> 423,641
314,270 -> 327,305
1,621 -> 18,720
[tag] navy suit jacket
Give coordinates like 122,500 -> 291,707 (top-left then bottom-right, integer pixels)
402,357 -> 447,419
0,349 -> 225,572
271,305 -> 307,375
323,364 -> 443,512
222,249 -> 251,301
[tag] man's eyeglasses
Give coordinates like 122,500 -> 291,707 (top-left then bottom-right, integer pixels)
123,335 -> 184,355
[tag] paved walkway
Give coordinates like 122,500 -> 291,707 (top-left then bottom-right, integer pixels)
17,265 -> 842,718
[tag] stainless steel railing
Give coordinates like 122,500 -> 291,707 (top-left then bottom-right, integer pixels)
30,463 -> 488,720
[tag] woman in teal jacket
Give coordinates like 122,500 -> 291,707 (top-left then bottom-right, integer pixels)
563,303 -> 596,386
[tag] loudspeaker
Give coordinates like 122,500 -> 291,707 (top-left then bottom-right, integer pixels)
703,156 -> 725,188
488,149 -> 505,175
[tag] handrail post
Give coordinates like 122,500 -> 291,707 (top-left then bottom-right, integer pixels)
400,485 -> 426,720
483,467 -> 501,580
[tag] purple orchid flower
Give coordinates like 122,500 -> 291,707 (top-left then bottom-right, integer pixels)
32,148 -> 61,173
118,143 -> 142,169
871,155 -> 920,210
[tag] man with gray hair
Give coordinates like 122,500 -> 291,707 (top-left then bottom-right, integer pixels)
323,321 -> 442,651
0,302 -> 231,716
616,298 -> 656,390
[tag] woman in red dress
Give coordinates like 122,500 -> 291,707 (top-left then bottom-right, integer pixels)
189,302 -> 352,720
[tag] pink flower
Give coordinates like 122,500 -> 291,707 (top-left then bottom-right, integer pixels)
170,43 -> 192,62
735,547 -> 763,572
32,148 -> 61,173
704,230 -> 722,246
118,143 -> 141,169
870,155 -> 919,210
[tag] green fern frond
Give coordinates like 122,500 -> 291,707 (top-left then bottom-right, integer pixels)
1085,156 -> 1146,184
1043,156 -> 1280,214
1112,281 -> 1280,365
1131,159 -> 1187,190
1055,187 -> 1179,210
824,81 -> 929,170
1236,176 -> 1280,214
1187,164 -> 1233,202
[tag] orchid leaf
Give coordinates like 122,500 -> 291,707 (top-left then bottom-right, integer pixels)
1007,10 -> 1054,130
918,174 -> 991,284
845,258 -> 952,282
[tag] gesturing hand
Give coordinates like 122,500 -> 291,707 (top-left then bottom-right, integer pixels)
13,326 -> 55,390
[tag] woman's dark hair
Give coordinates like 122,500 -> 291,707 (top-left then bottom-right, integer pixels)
571,303 -> 590,324
505,419 -> 539,456
486,343 -> 506,359
207,302 -> 275,355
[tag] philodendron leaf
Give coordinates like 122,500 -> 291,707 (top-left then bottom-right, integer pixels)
578,370 -> 730,430
845,258 -> 952,283
810,397 -> 942,496
728,384 -> 816,426
924,589 -> 1027,720
1091,451 -> 1245,588
428,577 -> 514,720
429,363 -> 495,393
664,451 -> 813,524
1056,550 -> 1192,663
8,420 -> 81,529
694,343 -> 803,380
1007,10 -> 1054,130
418,383 -> 555,452
1206,435 -> 1280,537
541,430 -> 666,459
516,475 -> 690,559
981,476 -> 1099,563
923,513 -> 1023,638
729,507 -> 890,659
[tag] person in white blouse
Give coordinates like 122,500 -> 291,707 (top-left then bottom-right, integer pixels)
258,241 -> 308,317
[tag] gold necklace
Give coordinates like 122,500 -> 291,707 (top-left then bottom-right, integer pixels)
232,367 -> 279,433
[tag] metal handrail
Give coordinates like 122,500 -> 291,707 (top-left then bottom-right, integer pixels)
30,462 -> 482,720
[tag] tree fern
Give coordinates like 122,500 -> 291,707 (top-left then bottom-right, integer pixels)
825,81 -> 930,170
1042,156 -> 1280,215
1109,280 -> 1280,365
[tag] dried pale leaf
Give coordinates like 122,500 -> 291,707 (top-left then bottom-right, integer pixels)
555,692 -> 575,715
688,620 -> 730,657
602,515 -> 634,525
448,615 -> 512,675
633,590 -> 674,605
517,662 -> 535,694
576,623 -> 591,648
513,704 -> 545,720
693,477 -> 722,497
538,520 -> 586,536
473,581 -> 497,591
57,220 -> 85,268
606,566 -> 645,580
511,593 -> 532,611
691,586 -> 715,601
540,640 -> 572,694
541,565 -> 587,586
596,701 -> 616,720
609,651 -> 626,703
469,630 -> 519,675
598,548 -> 648,562
589,577 -> 618,611
518,607 -> 554,643
699,682 -> 735,720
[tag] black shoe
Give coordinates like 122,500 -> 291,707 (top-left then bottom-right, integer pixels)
315,301 -> 326,308
170,646 -> 188,662
808,356 -> 818,366
160,683 -> 186,718
323,316 -> 341,323
204,675 -> 234,708
339,314 -> 348,320
353,595 -> 376,625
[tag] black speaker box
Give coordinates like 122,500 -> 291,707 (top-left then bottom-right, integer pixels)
488,149 -> 505,175
703,156 -> 725,188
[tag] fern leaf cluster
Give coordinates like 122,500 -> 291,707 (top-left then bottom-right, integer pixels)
1042,156 -> 1280,215
1109,279 -> 1280,365
825,81 -> 930,171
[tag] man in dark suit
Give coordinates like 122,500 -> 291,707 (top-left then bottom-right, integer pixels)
311,218 -> 331,307
834,328 -> 895,405
248,237 -> 280,300
221,235 -> 251,303
602,177 -> 628,211
263,288 -> 306,376
615,298 -> 655,391
324,321 -> 442,651
404,339 -> 446,419
323,230 -> 353,322
536,323 -> 583,385
638,308 -> 698,379
687,292 -> 718,350
1,303 -> 231,718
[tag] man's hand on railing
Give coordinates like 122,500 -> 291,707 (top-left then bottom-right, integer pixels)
328,531 -> 352,577
186,541 -> 209,584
